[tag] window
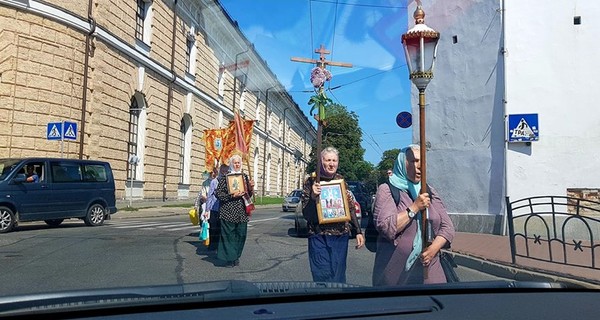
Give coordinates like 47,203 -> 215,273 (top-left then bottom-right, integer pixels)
51,162 -> 82,183
186,27 -> 197,75
128,96 -> 141,180
179,120 -> 185,183
179,115 -> 193,184
135,0 -> 153,45
83,165 -> 108,182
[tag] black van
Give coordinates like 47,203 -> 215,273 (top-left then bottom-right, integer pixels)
0,158 -> 117,233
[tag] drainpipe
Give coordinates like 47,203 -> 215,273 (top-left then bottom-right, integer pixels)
500,0 -> 509,235
261,88 -> 272,197
79,0 -> 95,159
280,107 -> 289,196
163,0 -> 178,201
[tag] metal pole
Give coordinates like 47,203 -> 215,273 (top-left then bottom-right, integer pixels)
60,121 -> 64,158
419,88 -> 430,280
129,173 -> 134,208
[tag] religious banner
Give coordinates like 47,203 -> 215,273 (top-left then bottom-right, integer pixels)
203,129 -> 227,172
219,112 -> 254,164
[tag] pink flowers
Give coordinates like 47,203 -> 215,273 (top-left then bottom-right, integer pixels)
310,67 -> 332,88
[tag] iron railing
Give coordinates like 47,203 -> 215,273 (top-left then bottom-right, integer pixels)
506,196 -> 600,269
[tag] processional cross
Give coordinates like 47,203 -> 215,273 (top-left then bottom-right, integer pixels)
291,45 -> 352,182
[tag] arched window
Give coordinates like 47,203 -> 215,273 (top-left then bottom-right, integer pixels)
179,114 -> 193,184
128,92 -> 147,181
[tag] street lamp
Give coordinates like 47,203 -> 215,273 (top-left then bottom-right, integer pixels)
401,3 -> 439,280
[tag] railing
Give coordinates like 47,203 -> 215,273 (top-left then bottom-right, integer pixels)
506,196 -> 600,269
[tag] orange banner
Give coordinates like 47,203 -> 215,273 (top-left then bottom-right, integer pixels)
203,129 -> 227,172
219,113 -> 254,165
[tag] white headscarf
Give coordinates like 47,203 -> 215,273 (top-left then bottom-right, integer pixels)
229,154 -> 243,174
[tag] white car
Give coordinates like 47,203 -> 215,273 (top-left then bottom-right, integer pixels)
282,189 -> 302,212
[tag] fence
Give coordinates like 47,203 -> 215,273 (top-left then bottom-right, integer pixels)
506,196 -> 600,270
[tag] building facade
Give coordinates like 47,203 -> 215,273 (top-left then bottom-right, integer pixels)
410,0 -> 600,234
0,0 -> 315,201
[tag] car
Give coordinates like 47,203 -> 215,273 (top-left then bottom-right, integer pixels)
282,189 -> 302,212
0,158 -> 117,233
346,181 -> 373,216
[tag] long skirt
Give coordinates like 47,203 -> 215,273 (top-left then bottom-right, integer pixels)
308,234 -> 349,283
217,220 -> 247,263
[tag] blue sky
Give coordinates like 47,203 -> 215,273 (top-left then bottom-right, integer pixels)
219,0 -> 413,165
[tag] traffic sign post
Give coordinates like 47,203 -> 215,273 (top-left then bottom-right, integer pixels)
47,121 -> 77,158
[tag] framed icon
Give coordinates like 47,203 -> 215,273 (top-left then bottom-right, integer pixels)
316,179 -> 351,224
226,173 -> 245,195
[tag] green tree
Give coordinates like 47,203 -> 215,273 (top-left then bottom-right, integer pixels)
306,103 -> 374,182
376,148 -> 400,185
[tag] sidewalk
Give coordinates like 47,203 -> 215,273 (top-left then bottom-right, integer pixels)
450,232 -> 600,289
112,200 -> 600,288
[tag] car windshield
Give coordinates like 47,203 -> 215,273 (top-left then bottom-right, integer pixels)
1,0 -> 599,317
0,159 -> 22,181
288,190 -> 302,198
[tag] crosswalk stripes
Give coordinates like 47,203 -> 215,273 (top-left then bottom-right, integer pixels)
105,220 -> 199,232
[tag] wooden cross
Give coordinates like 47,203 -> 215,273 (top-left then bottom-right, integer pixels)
291,45 -> 352,182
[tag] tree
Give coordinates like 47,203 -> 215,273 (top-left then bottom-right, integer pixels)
306,103 -> 374,181
376,148 -> 400,185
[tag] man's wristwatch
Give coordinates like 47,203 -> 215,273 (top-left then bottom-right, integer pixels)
407,208 -> 417,219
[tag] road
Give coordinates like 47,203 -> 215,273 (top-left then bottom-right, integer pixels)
0,206 -> 507,296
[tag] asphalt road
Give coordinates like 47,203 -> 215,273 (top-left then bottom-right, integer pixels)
0,206 -> 507,296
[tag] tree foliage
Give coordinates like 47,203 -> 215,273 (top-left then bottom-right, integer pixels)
306,103 -> 374,182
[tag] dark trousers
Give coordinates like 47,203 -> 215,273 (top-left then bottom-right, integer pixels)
208,210 -> 221,251
308,234 -> 349,283
217,220 -> 247,263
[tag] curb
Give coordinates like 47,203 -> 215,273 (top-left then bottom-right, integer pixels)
447,251 -> 600,289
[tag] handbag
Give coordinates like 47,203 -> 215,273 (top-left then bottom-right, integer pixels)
189,208 -> 199,226
440,251 -> 460,283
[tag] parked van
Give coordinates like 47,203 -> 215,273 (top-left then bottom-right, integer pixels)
0,158 -> 117,233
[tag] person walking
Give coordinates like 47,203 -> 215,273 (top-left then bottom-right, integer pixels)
372,144 -> 455,286
205,164 -> 229,251
215,154 -> 254,267
301,146 -> 364,283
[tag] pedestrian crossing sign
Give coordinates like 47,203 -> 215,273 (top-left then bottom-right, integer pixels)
63,122 -> 77,141
47,122 -> 62,140
508,114 -> 539,142
46,121 -> 77,141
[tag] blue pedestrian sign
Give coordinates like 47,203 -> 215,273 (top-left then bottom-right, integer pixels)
46,121 -> 77,141
47,122 -> 63,140
508,114 -> 539,142
63,121 -> 77,141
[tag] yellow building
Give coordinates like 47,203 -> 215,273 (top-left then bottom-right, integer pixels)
0,0 -> 315,200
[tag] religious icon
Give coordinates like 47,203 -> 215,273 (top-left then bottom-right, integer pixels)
226,173 -> 245,195
316,179 -> 351,224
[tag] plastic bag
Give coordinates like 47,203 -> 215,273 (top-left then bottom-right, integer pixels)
189,208 -> 199,226
199,220 -> 210,247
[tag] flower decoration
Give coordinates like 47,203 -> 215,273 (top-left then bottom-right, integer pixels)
310,67 -> 332,88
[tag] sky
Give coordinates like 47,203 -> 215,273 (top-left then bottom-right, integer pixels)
218,0 -> 414,165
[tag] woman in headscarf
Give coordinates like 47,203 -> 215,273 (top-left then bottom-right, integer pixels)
215,154 -> 254,267
372,144 -> 455,286
300,146 -> 364,283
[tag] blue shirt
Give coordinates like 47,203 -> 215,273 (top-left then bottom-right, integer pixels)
205,177 -> 219,212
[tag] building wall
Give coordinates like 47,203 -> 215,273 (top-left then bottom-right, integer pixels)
414,0 -> 600,234
0,0 -> 314,201
411,0 -> 504,233
504,1 -> 600,202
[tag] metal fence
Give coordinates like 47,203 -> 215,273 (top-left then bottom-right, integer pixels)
506,196 -> 600,269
